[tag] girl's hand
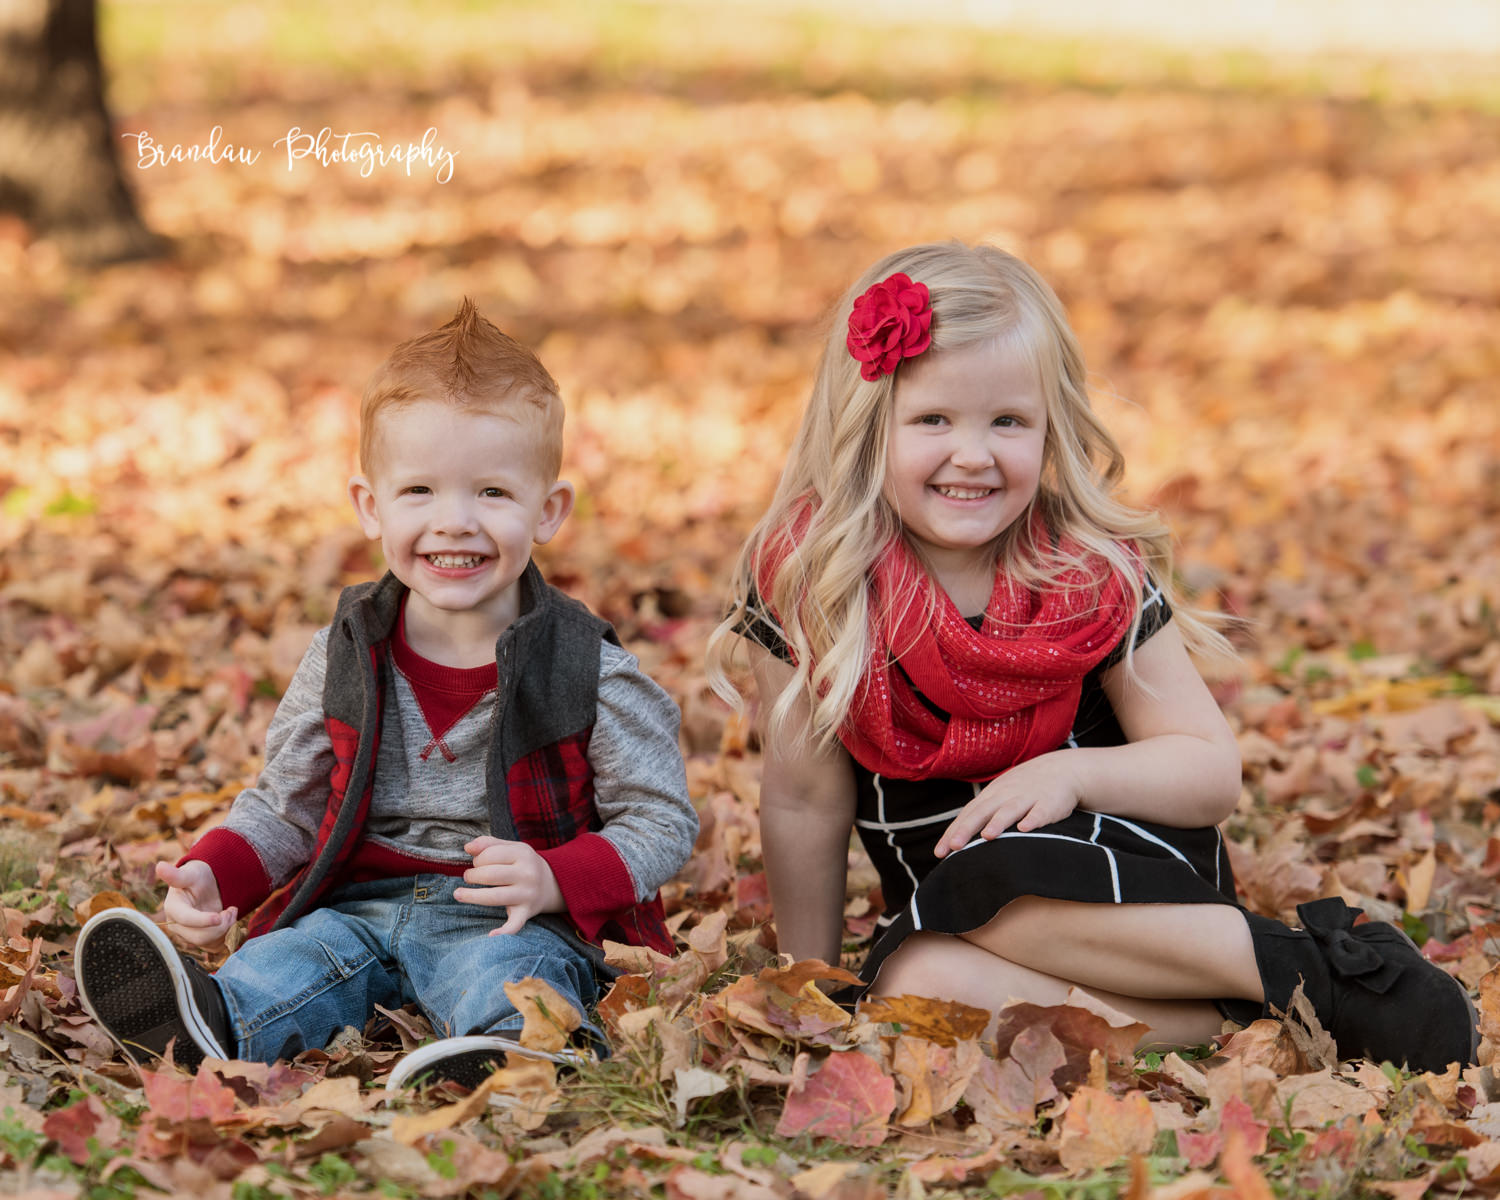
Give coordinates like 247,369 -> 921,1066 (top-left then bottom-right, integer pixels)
456,836 -> 565,936
933,753 -> 1082,857
155,860 -> 236,947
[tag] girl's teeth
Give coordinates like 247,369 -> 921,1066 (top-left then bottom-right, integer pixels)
427,554 -> 484,568
936,486 -> 992,500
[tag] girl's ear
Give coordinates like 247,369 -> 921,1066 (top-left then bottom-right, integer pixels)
532,480 -> 576,546
348,476 -> 382,540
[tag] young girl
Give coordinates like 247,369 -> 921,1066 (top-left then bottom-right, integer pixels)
708,241 -> 1475,1072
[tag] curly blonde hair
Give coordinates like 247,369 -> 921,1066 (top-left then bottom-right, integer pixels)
707,240 -> 1230,748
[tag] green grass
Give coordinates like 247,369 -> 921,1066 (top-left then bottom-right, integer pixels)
101,0 -> 1500,112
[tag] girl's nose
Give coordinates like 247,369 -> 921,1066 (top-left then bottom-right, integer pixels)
949,435 -> 994,470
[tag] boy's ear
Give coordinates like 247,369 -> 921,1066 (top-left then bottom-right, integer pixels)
532,480 -> 575,546
348,476 -> 382,539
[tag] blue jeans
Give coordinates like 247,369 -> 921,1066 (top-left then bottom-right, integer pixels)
212,875 -> 605,1063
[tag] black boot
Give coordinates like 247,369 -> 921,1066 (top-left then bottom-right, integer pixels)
1230,897 -> 1477,1075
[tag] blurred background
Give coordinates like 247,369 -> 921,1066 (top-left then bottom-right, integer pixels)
2,1 -> 1499,880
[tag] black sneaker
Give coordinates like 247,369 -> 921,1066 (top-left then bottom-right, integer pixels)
75,907 -> 233,1071
384,1034 -> 589,1094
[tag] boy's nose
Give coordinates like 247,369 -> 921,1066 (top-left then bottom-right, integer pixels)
432,497 -> 479,535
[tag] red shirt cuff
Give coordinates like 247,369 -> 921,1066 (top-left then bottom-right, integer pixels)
180,828 -> 273,915
538,833 -> 640,944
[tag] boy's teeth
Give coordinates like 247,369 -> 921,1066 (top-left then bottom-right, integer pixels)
427,553 -> 485,568
935,486 -> 992,499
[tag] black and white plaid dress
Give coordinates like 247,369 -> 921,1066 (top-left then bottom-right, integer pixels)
749,579 -> 1240,991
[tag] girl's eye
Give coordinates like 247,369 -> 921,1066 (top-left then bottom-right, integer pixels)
994,415 -> 1019,428
917,414 -> 946,426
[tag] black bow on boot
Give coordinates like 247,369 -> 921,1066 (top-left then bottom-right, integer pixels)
1237,897 -> 1478,1074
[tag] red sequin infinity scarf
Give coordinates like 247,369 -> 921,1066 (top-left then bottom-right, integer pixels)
759,512 -> 1137,781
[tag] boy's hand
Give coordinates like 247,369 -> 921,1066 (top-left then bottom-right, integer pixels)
456,837 -> 565,936
155,860 -> 236,947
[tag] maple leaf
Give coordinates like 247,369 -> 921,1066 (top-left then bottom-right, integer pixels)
139,1065 -> 239,1126
992,990 -> 1147,1089
1174,1128 -> 1223,1169
963,1024 -> 1068,1134
1057,1086 -> 1156,1173
1272,1067 -> 1378,1130
42,1094 -> 123,1165
860,992 -> 989,1047
774,1050 -> 896,1148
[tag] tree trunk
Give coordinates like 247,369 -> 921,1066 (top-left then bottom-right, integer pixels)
0,0 -> 164,264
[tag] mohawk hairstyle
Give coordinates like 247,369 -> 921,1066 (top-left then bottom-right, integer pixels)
359,298 -> 563,478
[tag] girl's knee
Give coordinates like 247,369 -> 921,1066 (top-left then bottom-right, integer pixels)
868,933 -> 964,996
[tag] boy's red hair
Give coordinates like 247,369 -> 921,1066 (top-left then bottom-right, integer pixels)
360,299 -> 562,478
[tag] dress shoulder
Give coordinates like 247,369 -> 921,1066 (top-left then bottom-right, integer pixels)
733,585 -> 793,662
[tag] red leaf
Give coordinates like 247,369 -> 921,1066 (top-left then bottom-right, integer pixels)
140,1065 -> 239,1126
42,1095 -> 121,1165
1174,1128 -> 1222,1169
1218,1094 -> 1269,1157
775,1050 -> 895,1147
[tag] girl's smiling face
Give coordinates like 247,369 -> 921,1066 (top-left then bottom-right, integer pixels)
883,337 -> 1048,601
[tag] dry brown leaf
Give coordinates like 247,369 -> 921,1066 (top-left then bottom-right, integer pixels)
1056,1086 -> 1155,1173
888,1035 -> 983,1126
1273,1067 -> 1379,1129
859,993 -> 990,1047
503,976 -> 582,1053
72,890 -> 136,925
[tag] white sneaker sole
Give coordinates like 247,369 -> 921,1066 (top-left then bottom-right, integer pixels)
385,1034 -> 590,1094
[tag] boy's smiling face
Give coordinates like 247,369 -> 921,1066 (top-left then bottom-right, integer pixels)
349,399 -> 573,651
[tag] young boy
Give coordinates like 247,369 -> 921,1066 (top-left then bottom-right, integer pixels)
75,301 -> 698,1089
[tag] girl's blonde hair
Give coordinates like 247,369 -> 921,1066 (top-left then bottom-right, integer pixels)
706,240 -> 1230,747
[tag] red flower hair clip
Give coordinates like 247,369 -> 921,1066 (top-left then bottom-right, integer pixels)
846,272 -> 933,381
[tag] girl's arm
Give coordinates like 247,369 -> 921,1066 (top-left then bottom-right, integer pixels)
751,646 -> 858,965
935,620 -> 1241,853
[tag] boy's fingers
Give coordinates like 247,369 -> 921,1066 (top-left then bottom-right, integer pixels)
166,905 -> 226,928
464,865 -> 518,887
492,911 -> 527,937
453,885 -> 508,907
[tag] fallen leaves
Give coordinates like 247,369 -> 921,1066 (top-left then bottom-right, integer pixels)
2,1 -> 1500,1197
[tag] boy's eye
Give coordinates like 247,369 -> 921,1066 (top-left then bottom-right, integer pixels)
405,485 -> 432,495
481,487 -> 508,499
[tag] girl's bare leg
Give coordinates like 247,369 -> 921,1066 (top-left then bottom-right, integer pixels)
869,931 -> 1229,1048
960,898 -> 1264,1003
